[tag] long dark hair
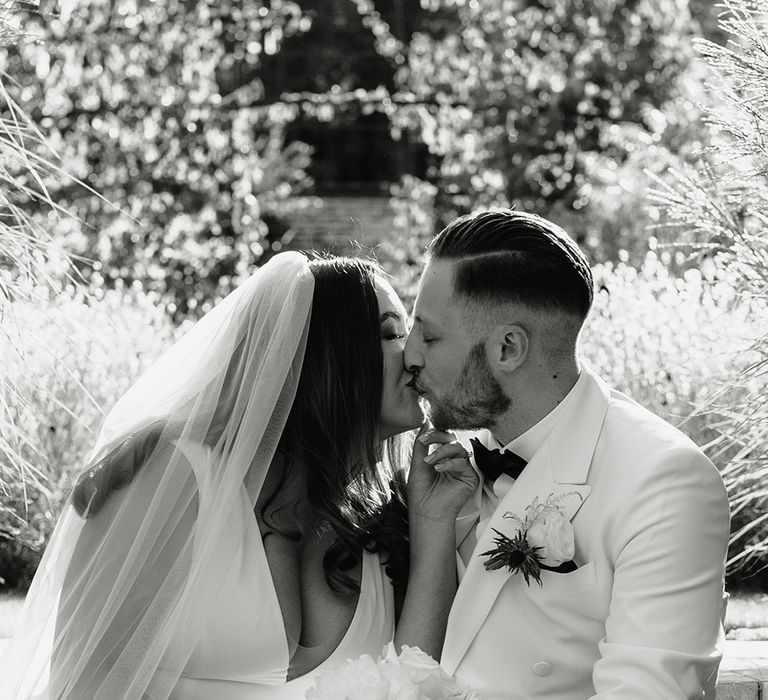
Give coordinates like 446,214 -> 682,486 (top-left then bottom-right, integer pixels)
272,255 -> 408,595
71,254 -> 409,596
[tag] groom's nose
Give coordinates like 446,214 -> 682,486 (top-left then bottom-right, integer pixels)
403,331 -> 423,373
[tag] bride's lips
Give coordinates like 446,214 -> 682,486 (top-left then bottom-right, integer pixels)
405,377 -> 427,396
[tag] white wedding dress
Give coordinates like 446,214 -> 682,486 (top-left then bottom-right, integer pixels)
164,441 -> 396,700
2,253 -> 399,700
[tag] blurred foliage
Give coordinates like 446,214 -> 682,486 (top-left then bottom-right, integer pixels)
2,0 -> 316,318
649,0 -> 768,581
374,0 -> 712,260
0,286 -> 177,588
377,174 -> 437,300
0,0 -> 35,46
584,253 -> 757,435
1,0 -> 728,304
1,0 -> 99,567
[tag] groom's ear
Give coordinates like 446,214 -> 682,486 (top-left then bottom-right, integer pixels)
487,324 -> 528,373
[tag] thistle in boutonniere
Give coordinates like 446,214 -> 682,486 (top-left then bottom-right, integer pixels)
481,492 -> 581,586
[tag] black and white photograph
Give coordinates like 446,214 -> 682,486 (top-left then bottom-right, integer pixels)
0,1 -> 766,698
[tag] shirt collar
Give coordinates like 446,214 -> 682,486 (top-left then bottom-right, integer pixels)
489,369 -> 588,463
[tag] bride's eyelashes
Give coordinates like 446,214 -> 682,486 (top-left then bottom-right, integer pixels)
381,323 -> 406,341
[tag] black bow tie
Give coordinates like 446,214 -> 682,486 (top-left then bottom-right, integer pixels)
470,437 -> 528,482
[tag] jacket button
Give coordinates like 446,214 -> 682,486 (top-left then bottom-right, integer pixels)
532,661 -> 552,676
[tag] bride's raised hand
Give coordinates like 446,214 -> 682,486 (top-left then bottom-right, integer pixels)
394,423 -> 478,657
407,422 -> 479,524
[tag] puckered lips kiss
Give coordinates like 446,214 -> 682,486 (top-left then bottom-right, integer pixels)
405,375 -> 427,397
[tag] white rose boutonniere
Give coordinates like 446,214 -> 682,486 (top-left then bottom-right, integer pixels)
481,492 -> 581,585
526,505 -> 575,567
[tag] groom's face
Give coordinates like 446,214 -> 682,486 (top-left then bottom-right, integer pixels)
405,260 -> 509,431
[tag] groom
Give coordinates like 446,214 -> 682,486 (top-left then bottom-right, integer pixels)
404,209 -> 730,699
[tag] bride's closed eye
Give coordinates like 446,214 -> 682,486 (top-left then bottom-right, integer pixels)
382,322 -> 406,341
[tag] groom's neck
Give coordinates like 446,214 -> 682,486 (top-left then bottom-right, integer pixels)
491,362 -> 580,446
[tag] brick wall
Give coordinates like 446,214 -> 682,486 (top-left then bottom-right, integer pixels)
281,195 -> 395,255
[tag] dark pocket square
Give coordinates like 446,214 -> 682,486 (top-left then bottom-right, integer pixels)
539,560 -> 578,574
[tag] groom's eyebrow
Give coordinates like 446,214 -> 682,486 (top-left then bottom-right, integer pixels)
412,316 -> 434,331
380,311 -> 402,322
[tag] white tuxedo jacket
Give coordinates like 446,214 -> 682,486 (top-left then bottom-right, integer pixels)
444,366 -> 730,699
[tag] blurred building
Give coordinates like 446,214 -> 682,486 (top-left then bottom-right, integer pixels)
257,0 -> 432,254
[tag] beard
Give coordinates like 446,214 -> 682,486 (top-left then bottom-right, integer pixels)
425,342 -> 511,431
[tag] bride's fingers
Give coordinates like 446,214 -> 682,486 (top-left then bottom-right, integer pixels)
411,424 -> 430,462
433,457 -> 479,486
418,428 -> 457,447
423,441 -> 470,466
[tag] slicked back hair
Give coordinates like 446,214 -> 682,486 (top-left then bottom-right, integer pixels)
428,209 -> 594,320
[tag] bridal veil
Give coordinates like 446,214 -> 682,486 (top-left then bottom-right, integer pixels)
0,252 -> 315,699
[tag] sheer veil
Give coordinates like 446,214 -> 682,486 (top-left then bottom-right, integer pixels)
0,251 -> 315,699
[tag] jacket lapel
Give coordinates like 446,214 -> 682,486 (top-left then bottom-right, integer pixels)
442,366 -> 610,675
454,478 -> 484,579
454,434 -> 486,551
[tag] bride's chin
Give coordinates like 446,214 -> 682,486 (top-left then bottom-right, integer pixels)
405,396 -> 427,427
376,405 -> 426,441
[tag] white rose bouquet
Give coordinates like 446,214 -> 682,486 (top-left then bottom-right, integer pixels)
306,643 -> 479,700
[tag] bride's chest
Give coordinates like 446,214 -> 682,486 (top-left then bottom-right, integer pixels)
258,529 -> 363,679
299,537 -> 361,641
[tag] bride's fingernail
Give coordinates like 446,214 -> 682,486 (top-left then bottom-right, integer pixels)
418,432 -> 432,445
423,452 -> 435,463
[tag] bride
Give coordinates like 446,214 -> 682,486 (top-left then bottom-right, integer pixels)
0,252 -> 477,699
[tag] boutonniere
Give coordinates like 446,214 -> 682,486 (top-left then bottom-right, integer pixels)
481,492 -> 581,585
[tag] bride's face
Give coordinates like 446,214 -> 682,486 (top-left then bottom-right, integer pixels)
374,275 -> 425,440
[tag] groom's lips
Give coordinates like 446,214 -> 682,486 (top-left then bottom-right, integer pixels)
406,378 -> 428,396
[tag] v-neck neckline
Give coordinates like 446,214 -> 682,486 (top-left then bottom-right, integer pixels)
244,485 -> 367,681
